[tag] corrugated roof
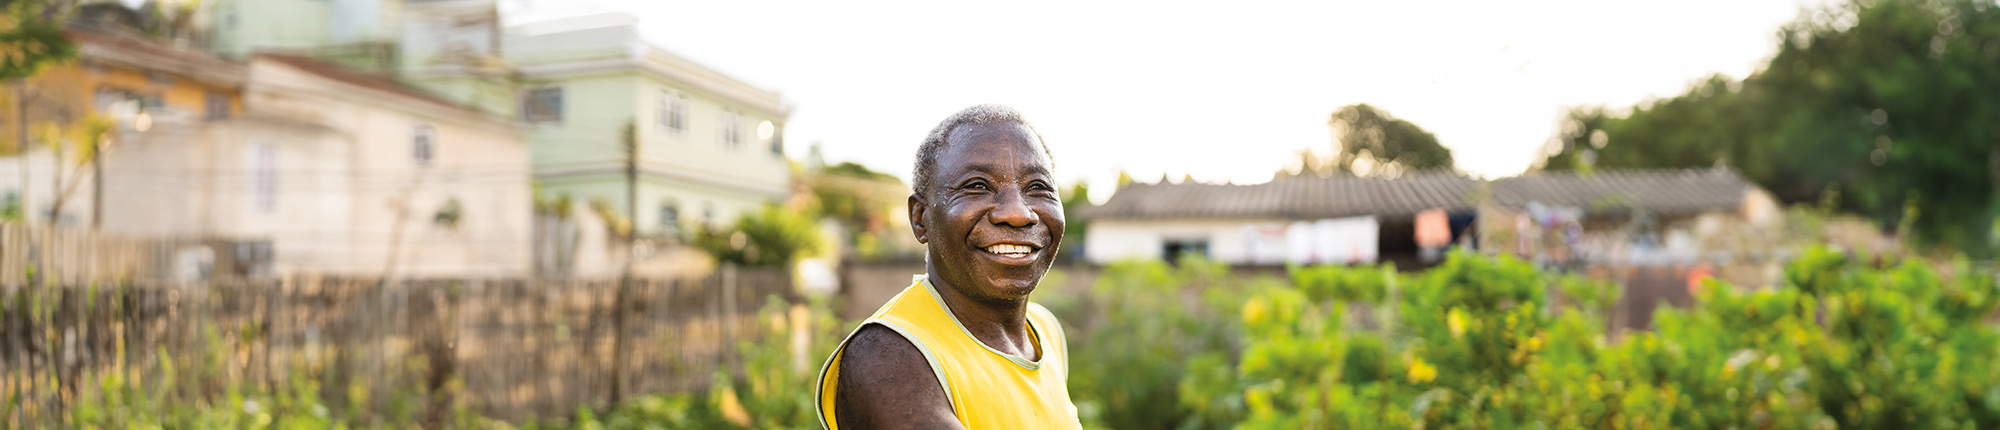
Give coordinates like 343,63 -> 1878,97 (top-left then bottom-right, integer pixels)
1088,172 -> 1482,221
1490,169 -> 1752,215
1089,168 -> 1756,221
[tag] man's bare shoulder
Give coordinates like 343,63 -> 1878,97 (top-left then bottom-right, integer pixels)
836,324 -> 963,430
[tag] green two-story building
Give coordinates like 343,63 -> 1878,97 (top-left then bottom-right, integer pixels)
506,14 -> 792,238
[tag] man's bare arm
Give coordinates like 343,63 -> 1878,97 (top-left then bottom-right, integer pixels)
836,324 -> 964,430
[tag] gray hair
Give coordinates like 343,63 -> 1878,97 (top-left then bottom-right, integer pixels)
912,104 -> 1053,198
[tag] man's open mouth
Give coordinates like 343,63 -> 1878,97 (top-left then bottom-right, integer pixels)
982,243 -> 1039,259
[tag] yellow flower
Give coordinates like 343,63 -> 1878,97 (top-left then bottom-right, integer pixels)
719,384 -> 752,427
1242,296 -> 1270,326
1408,358 -> 1438,383
1446,308 -> 1467,339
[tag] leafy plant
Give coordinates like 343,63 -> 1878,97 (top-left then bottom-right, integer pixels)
693,204 -> 825,267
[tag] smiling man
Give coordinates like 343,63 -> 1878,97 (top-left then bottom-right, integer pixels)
815,105 -> 1081,430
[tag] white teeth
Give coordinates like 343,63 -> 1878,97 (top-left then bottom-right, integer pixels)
986,244 -> 1032,255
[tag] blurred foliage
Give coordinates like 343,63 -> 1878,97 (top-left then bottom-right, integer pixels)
41,249 -> 2000,429
549,296 -> 847,430
1035,257 -> 1260,430
805,161 -> 917,261
0,0 -> 75,82
1060,180 -> 1091,259
44,294 -> 847,430
693,204 -> 825,267
1541,0 -> 2000,256
1062,249 -> 2000,429
45,322 -> 497,430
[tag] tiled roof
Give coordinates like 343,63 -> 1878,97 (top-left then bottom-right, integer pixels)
254,53 -> 483,116
1489,169 -> 1753,215
1089,168 -> 1756,221
68,29 -> 247,87
1088,172 -> 1482,221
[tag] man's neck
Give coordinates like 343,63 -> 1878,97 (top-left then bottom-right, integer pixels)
925,265 -> 1039,360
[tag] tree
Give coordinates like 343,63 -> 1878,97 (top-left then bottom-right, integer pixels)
1326,104 -> 1454,175
0,1 -> 76,83
803,160 -> 916,259
38,114 -> 107,223
1060,180 -> 1091,258
693,204 -> 824,268
1540,0 -> 2000,256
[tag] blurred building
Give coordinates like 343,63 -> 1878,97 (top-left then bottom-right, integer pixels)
208,0 -> 517,118
0,28 -> 247,227
1084,172 -> 1480,268
0,28 -> 532,279
1480,169 -> 1784,269
1085,168 -> 1780,272
505,13 -> 793,239
209,3 -> 792,246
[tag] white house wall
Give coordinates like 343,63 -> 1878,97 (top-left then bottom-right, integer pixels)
0,149 -> 93,227
1087,216 -> 1382,265
186,57 -> 536,279
1086,218 -> 1285,264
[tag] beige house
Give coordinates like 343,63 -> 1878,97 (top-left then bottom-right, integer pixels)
100,52 -> 532,279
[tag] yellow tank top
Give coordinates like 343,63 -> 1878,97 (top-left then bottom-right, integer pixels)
815,275 -> 1082,430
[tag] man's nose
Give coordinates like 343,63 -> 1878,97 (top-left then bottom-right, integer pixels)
990,188 -> 1039,228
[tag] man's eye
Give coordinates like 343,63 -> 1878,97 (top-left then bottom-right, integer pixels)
965,182 -> 989,191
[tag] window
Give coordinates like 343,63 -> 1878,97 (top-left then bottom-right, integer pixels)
94,88 -> 161,117
249,142 -> 278,213
205,92 -> 230,120
146,70 -> 174,86
0,191 -> 18,220
656,91 -> 687,135
522,87 -> 563,124
1162,239 -> 1209,265
702,202 -> 716,229
658,202 -> 679,235
412,125 -> 435,166
718,110 -> 742,148
770,128 -> 784,157
760,121 -> 783,157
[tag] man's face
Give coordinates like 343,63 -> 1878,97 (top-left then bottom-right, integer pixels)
911,122 -> 1065,302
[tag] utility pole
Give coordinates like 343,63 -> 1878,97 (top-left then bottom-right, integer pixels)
15,79 -> 38,288
14,79 -> 28,225
610,121 -> 637,404
90,136 -> 102,229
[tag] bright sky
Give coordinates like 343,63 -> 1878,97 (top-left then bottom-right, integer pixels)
503,0 -> 1834,203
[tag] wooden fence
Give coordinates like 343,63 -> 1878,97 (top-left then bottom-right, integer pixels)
0,267 -> 797,427
0,223 -> 160,286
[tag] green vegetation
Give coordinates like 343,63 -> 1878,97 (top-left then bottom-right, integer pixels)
30,250 -> 1999,429
1059,180 -> 1092,258
28,325 -> 495,430
554,297 -> 848,430
1051,250 -> 2000,429
802,161 -> 915,261
1541,0 -> 2000,256
0,1 -> 76,84
692,204 -> 825,268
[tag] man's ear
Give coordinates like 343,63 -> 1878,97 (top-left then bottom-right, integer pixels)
908,193 -> 929,244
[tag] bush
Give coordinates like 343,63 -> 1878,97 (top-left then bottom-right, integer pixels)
693,205 -> 825,267
1121,248 -> 2000,429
